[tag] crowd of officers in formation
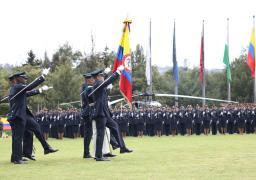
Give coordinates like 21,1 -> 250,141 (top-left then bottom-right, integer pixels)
35,103 -> 256,140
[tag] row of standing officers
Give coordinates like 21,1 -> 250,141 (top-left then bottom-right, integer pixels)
35,106 -> 256,139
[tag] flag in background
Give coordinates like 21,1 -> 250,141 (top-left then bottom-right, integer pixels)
247,26 -> 255,78
0,117 -> 11,131
223,44 -> 232,82
200,22 -> 204,83
172,21 -> 179,83
112,19 -> 132,106
146,20 -> 152,86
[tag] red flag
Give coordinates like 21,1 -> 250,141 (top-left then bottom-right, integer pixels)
200,21 -> 204,83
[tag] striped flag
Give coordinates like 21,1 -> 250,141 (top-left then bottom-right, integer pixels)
112,19 -> 132,107
247,25 -> 255,77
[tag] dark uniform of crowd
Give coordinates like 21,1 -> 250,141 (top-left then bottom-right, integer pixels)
35,104 -> 256,139
36,108 -> 82,140
112,105 -> 256,137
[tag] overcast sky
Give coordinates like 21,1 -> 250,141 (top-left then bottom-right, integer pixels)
0,0 -> 255,69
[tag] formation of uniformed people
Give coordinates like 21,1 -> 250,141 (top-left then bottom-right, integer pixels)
36,108 -> 81,140
112,104 -> 256,136
35,103 -> 256,140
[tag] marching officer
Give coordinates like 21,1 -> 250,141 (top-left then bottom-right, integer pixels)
89,67 -> 132,161
81,72 -> 94,158
8,71 -> 58,164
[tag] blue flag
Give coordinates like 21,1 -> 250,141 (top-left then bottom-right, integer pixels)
172,21 -> 179,83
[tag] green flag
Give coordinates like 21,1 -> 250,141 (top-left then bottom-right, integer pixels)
223,44 -> 232,82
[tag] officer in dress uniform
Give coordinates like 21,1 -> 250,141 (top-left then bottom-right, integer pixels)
194,106 -> 202,135
178,107 -> 186,136
210,106 -> 218,135
57,109 -> 65,140
7,71 -> 58,164
226,108 -> 234,134
128,110 -> 135,136
170,107 -> 178,136
203,107 -> 211,135
41,108 -> 50,140
117,109 -> 127,138
219,107 -> 227,134
245,108 -> 252,134
81,72 -> 94,158
72,109 -> 80,138
185,106 -> 193,136
137,109 -> 144,137
89,67 -> 132,161
238,107 -> 246,134
163,108 -> 171,136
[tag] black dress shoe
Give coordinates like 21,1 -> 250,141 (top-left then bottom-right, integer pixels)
120,147 -> 133,154
112,145 -> 120,150
44,147 -> 59,155
83,154 -> 93,159
23,155 -> 36,161
103,153 -> 116,157
95,157 -> 110,161
13,160 -> 26,164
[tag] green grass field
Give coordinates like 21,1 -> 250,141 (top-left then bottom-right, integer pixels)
1,135 -> 256,180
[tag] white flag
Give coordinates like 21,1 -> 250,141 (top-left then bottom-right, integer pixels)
145,20 -> 151,86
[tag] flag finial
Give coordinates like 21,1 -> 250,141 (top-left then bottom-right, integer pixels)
123,18 -> 132,24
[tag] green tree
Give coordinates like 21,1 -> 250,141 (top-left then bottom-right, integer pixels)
51,43 -> 82,72
230,53 -> 253,102
46,63 -> 81,109
25,50 -> 41,66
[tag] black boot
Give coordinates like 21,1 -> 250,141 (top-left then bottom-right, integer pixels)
44,147 -> 58,155
120,147 -> 133,154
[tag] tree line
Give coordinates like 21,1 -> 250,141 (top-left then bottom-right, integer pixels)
0,43 -> 253,114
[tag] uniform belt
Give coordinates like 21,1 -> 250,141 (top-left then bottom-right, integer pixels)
89,103 -> 95,107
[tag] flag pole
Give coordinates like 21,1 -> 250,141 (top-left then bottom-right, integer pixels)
227,18 -> 231,102
253,15 -> 256,103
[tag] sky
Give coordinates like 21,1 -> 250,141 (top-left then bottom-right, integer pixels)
0,0 -> 255,69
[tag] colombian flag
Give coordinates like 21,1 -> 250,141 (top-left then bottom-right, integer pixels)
112,19 -> 132,107
247,25 -> 255,77
0,117 -> 11,131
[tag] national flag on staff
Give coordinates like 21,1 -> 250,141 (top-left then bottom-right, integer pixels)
112,19 -> 132,107
200,22 -> 204,83
247,25 -> 255,78
172,21 -> 179,83
223,44 -> 232,82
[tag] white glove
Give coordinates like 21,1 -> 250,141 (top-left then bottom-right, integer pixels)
39,85 -> 53,93
116,65 -> 124,75
107,84 -> 113,90
42,68 -> 50,77
104,67 -> 111,74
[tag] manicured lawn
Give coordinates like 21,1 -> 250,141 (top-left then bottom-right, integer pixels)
1,134 -> 256,180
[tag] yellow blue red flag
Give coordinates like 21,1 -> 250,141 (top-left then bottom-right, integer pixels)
112,19 -> 132,106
